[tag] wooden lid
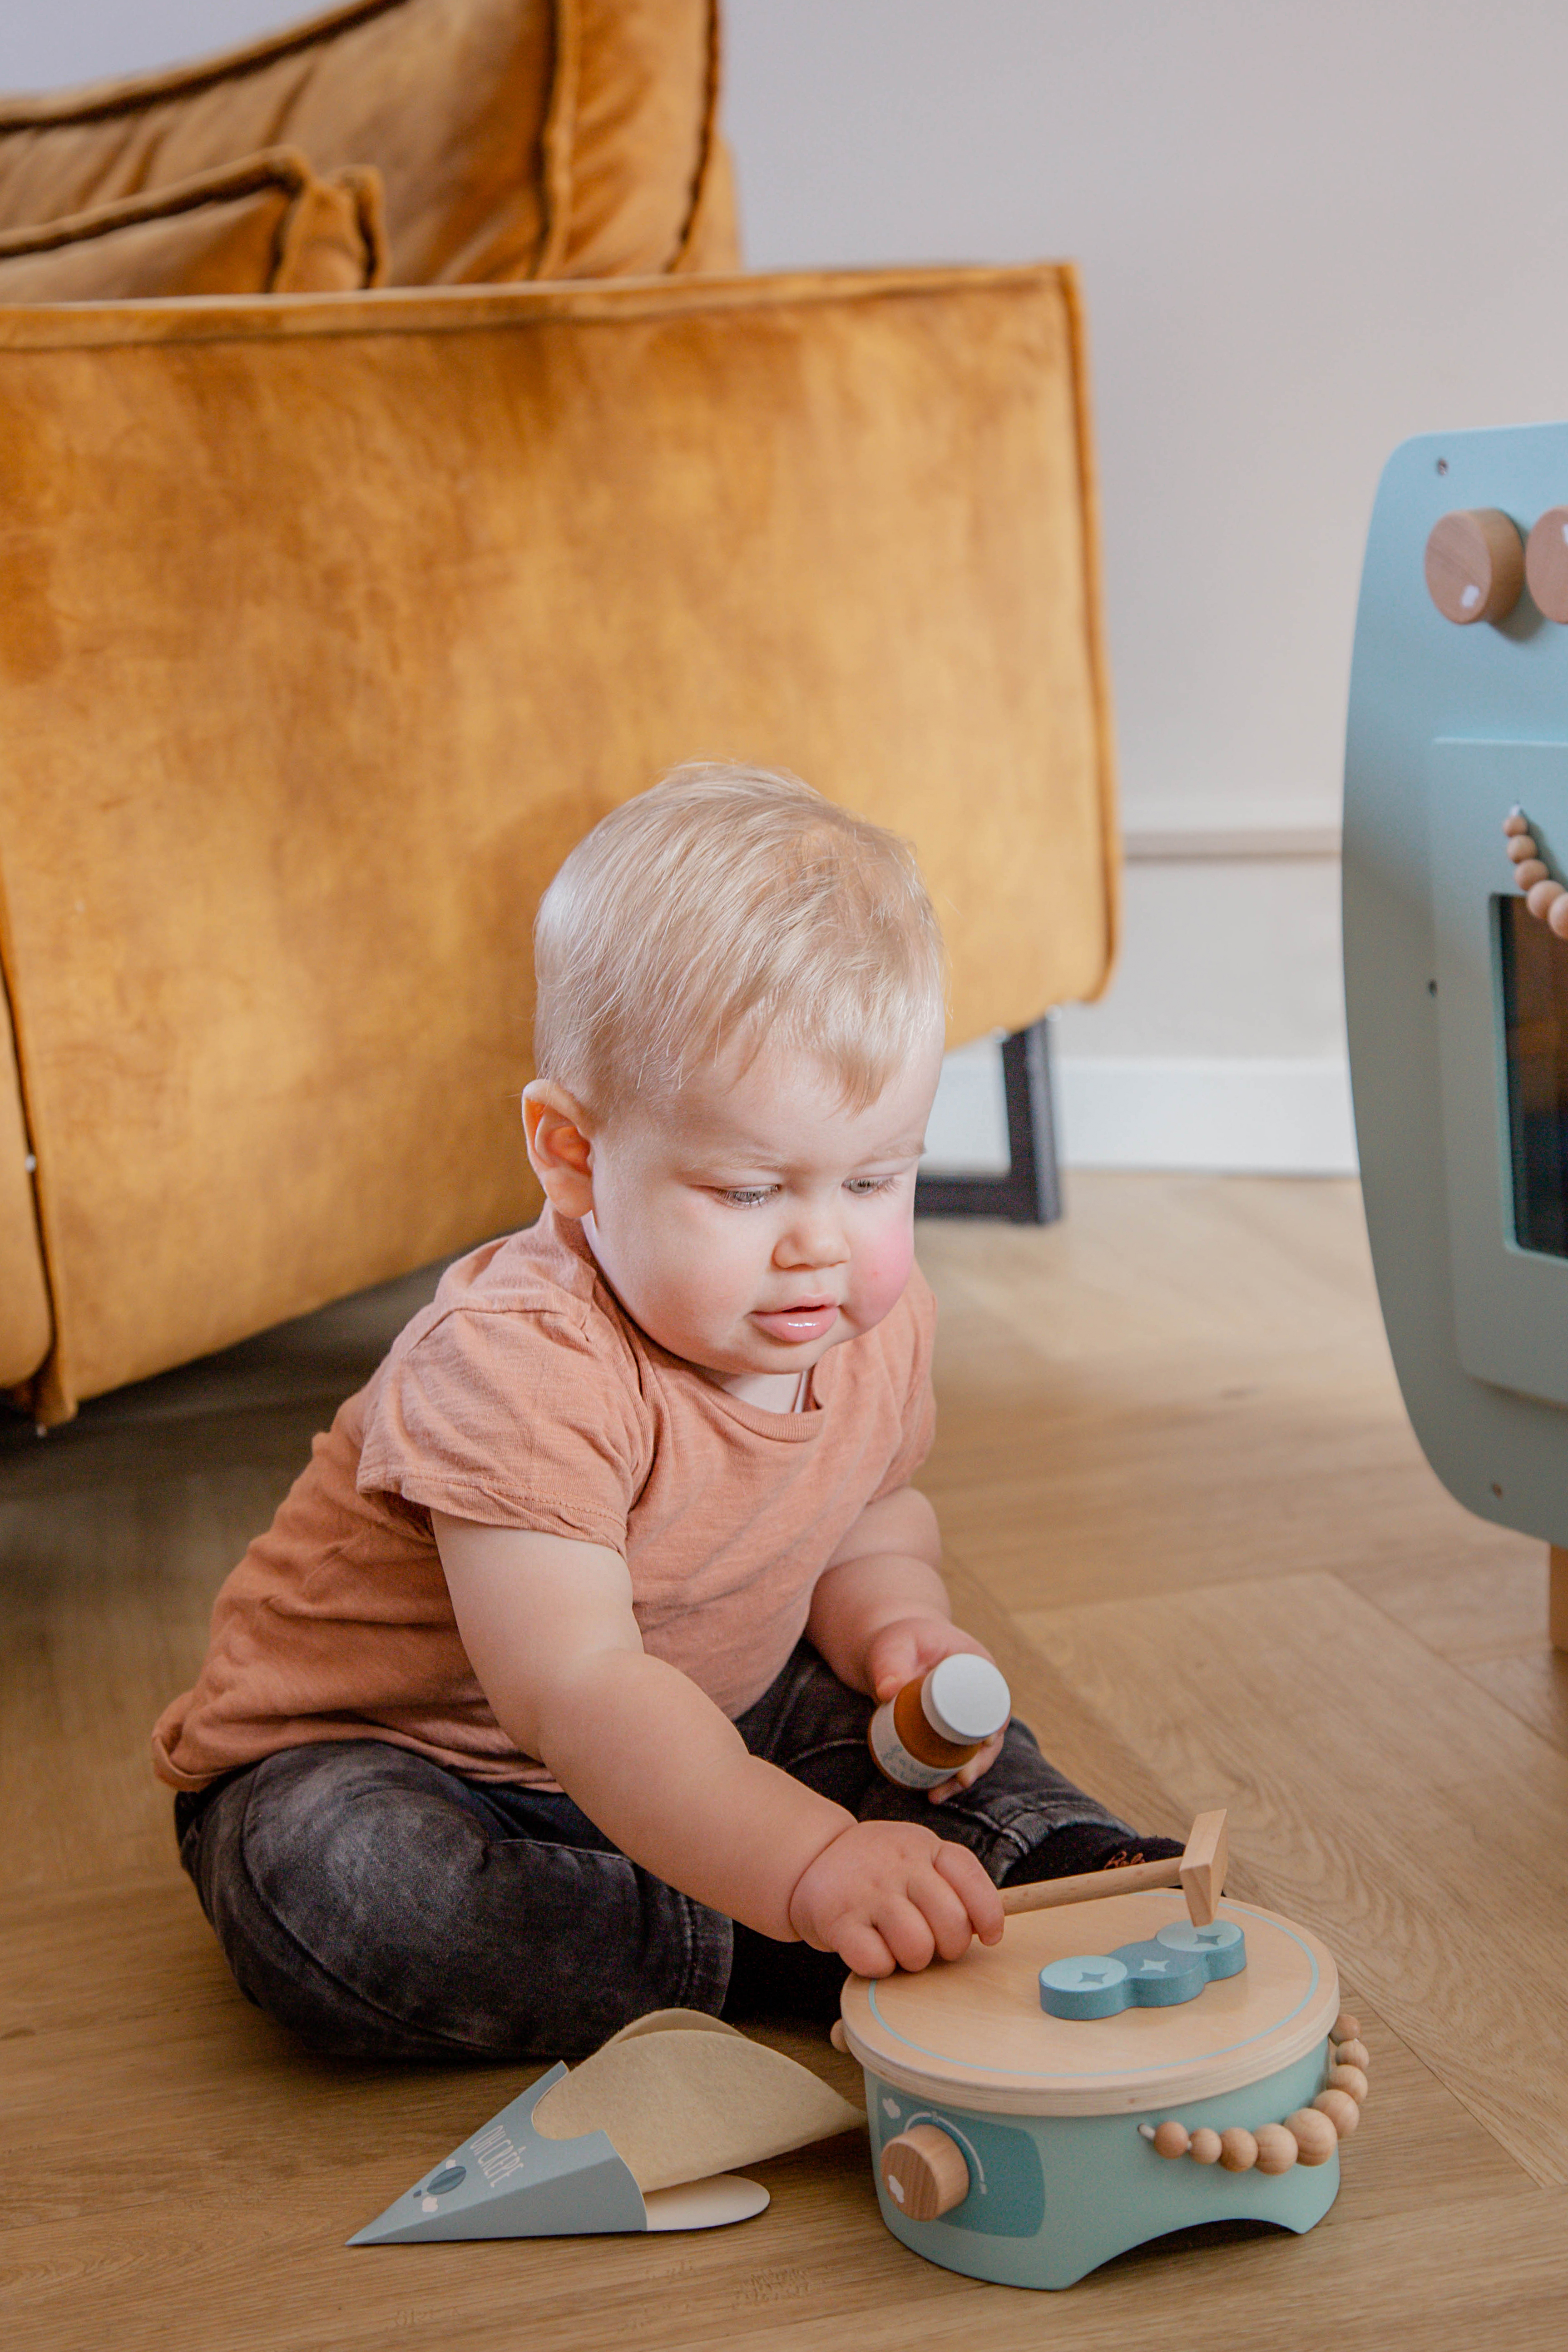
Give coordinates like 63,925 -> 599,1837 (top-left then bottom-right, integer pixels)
839,1892 -> 1339,2116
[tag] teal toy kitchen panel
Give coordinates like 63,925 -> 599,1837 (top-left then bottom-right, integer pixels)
1345,425 -> 1568,1540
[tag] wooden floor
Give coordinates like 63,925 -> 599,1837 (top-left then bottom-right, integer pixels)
6,1174 -> 1568,2350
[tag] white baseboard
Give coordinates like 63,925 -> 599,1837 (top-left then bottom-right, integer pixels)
925,1040 -> 1359,1179
1054,1054 -> 1358,1175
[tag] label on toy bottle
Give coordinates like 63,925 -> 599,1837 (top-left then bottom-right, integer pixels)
868,1698 -> 951,1789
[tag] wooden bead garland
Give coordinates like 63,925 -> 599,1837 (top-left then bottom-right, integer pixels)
1253,2124 -> 1300,2177
1283,2107 -> 1340,2166
1141,2015 -> 1368,2171
1502,812 -> 1568,932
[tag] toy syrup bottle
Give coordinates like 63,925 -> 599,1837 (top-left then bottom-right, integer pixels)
868,1655 -> 1011,1790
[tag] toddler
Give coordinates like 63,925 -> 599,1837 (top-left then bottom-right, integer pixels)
155,764 -> 1176,2059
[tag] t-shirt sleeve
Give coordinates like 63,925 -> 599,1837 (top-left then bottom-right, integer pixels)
871,1266 -> 939,1500
355,1302 -> 648,1550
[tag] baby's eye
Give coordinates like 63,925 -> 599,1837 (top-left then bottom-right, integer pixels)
844,1175 -> 899,1196
715,1186 -> 777,1208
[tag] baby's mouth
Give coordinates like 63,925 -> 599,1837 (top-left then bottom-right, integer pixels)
750,1301 -> 839,1342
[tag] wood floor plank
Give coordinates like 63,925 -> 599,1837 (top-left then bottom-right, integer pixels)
0,1469 -> 292,1889
1347,1551 -> 1555,1664
915,1187 -> 1541,1619
4,2151 -> 1561,2352
1018,1569 -> 1568,2186
1464,1649 -> 1568,1758
936,1554 -> 1185,1841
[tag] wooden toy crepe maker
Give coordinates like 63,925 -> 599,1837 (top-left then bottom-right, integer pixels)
837,1890 -> 1345,2290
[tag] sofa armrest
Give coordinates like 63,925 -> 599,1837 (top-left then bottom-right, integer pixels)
0,264 -> 1115,1416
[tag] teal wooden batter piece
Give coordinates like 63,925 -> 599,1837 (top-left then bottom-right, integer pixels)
1039,1918 -> 1247,2018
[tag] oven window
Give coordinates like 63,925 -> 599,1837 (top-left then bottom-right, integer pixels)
1500,893 -> 1568,1258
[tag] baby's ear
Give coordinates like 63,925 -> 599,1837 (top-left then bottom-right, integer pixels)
523,1081 -> 596,1217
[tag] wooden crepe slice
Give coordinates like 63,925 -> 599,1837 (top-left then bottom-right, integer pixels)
530,2019 -> 865,2194
599,2007 -> 751,2046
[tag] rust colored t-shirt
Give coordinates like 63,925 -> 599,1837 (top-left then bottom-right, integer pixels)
153,1207 -> 936,1790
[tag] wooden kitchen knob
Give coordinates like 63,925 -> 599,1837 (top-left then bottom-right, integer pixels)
880,2124 -> 970,2221
1425,508 -> 1524,624
1526,508 -> 1568,622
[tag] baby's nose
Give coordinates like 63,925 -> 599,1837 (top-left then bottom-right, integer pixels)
774,1207 -> 850,1267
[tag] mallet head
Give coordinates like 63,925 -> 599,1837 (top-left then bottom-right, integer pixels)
1178,1810 -> 1228,1925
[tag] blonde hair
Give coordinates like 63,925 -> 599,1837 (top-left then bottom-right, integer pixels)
533,763 -> 946,1115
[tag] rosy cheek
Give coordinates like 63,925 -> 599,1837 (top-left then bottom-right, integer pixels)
853,1228 -> 916,1324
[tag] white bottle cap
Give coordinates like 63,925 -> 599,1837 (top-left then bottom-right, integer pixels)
922,1655 -> 1011,1746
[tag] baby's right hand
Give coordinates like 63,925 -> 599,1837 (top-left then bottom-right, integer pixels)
787,1819 -> 1004,1976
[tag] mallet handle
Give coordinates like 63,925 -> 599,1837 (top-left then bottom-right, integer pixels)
1000,1856 -> 1181,1916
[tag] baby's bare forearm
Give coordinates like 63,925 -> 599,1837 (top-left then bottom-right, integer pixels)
533,1648 -> 852,1940
807,1551 -> 952,1690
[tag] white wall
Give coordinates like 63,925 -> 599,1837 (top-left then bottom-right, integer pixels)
15,3 -> 1568,1169
0,7 -> 287,89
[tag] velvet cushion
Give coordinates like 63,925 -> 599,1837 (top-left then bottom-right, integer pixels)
0,0 -> 733,287
0,152 -> 385,300
0,266 -> 1113,1417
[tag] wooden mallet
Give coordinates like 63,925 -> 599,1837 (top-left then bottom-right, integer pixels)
999,1809 -> 1229,1929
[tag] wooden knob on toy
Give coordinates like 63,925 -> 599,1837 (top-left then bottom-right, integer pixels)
1328,2062 -> 1369,2102
1335,2037 -> 1370,2071
1152,2120 -> 1191,2159
1218,2127 -> 1259,2173
1526,507 -> 1568,622
1333,2011 -> 1362,2044
1188,2128 -> 1223,2164
880,2125 -> 970,2221
1285,2107 -> 1340,2166
1425,508 -> 1524,624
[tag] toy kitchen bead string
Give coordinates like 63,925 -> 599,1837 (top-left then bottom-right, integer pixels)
1138,2010 -> 1370,2175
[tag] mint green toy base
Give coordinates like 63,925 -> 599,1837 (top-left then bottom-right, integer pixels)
865,2045 -> 1337,2290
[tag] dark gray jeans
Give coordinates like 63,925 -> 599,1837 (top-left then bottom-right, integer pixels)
176,1641 -> 1157,2062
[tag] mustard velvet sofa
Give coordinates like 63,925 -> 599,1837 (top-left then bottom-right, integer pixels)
0,4 -> 1116,1423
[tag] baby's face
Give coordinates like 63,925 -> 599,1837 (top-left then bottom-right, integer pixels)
581,1036 -> 942,1394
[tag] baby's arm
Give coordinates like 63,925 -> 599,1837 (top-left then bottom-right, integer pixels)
806,1485 -> 1008,1800
434,1512 -> 1002,1975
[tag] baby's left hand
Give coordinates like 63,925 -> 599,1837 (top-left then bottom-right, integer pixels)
865,1616 -> 1009,1803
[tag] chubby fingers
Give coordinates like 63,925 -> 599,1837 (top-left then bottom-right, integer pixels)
857,1859 -> 977,1973
933,1839 -> 1005,1946
864,1618 -> 933,1703
833,1921 -> 900,1978
928,1728 -> 1007,1805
